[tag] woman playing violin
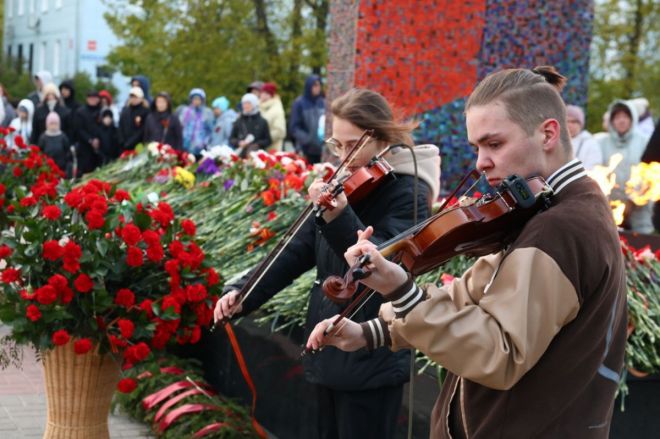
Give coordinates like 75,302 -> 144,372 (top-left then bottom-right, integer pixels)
214,88 -> 440,439
307,67 -> 627,439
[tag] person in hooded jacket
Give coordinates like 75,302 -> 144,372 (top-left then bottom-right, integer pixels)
37,111 -> 72,175
290,74 -> 325,163
73,91 -> 103,176
99,90 -> 121,128
0,83 -> 17,127
59,80 -> 80,114
9,99 -> 35,148
215,88 -> 441,439
229,93 -> 271,157
598,99 -> 652,233
98,109 -> 120,165
131,75 -> 153,105
27,70 -> 53,107
210,96 -> 238,147
259,82 -> 287,151
31,83 -> 71,146
144,92 -> 183,150
118,87 -> 150,152
180,88 -> 214,156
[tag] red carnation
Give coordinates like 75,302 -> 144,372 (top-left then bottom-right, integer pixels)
47,274 -> 68,291
117,319 -> 135,339
1,267 -> 21,283
185,284 -> 207,302
115,288 -> 136,308
190,326 -> 202,344
20,196 -> 37,207
113,189 -> 131,202
142,230 -> 160,246
85,209 -> 105,229
64,191 -> 83,208
181,219 -> 196,236
26,304 -> 42,322
42,205 -> 61,220
117,378 -> 137,393
62,258 -> 80,274
146,244 -> 164,263
206,268 -> 220,286
139,299 -> 154,318
13,166 -> 23,177
121,224 -> 142,246
126,246 -> 143,267
43,240 -> 63,261
52,329 -> 70,346
36,285 -> 58,305
14,135 -> 26,149
0,245 -> 12,259
59,286 -> 74,304
161,295 -> 182,315
74,338 -> 93,354
73,273 -> 94,293
168,240 -> 184,258
124,342 -> 150,363
63,241 -> 82,259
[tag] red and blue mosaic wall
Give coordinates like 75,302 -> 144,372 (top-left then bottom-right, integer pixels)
327,0 -> 594,192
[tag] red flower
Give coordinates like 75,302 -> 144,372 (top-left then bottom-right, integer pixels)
206,268 -> 219,286
59,286 -> 74,304
85,209 -> 105,229
42,205 -> 61,220
181,219 -> 196,236
190,326 -> 202,344
115,288 -> 136,308
139,299 -> 154,318
168,240 -> 184,258
161,295 -> 182,315
74,338 -> 93,354
73,273 -> 94,293
1,267 -> 21,283
267,211 -> 277,221
126,246 -> 144,267
20,196 -> 37,207
109,334 -> 128,349
185,284 -> 207,302
284,173 -> 304,191
20,289 -> 36,300
142,230 -> 161,246
13,167 -> 23,177
113,189 -> 131,202
63,241 -> 82,260
43,240 -> 63,261
117,319 -> 135,339
121,224 -> 142,246
36,285 -> 58,305
261,189 -> 277,206
14,135 -> 26,149
62,259 -> 80,274
0,245 -> 12,259
117,378 -> 137,393
26,305 -> 42,322
124,342 -> 150,363
64,191 -> 83,209
146,244 -> 164,263
47,274 -> 68,291
52,329 -> 70,346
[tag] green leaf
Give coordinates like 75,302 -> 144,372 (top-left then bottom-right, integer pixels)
96,239 -> 109,257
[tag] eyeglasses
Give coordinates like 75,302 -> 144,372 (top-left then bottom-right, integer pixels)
324,136 -> 373,157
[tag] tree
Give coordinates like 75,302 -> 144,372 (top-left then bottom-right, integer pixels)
104,0 -> 328,112
587,0 -> 660,133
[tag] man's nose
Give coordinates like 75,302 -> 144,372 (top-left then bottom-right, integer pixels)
475,150 -> 492,173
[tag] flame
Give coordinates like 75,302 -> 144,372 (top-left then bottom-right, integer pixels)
625,161 -> 660,206
586,154 -> 623,197
610,200 -> 626,226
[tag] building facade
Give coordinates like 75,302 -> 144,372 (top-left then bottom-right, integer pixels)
4,0 -> 129,102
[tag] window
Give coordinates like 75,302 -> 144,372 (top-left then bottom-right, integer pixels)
17,45 -> 24,73
28,43 -> 34,75
53,41 -> 61,76
55,0 -> 62,8
7,0 -> 13,18
42,0 -> 48,13
18,0 -> 24,16
30,0 -> 36,14
40,42 -> 47,72
7,46 -> 13,60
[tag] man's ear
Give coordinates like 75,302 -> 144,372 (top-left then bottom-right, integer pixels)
540,118 -> 561,152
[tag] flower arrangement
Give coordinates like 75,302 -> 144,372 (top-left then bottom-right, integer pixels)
0,178 -> 219,389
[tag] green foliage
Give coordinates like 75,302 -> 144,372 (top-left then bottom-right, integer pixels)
0,56 -> 34,105
103,0 -> 328,111
66,71 -> 119,105
587,0 -> 660,133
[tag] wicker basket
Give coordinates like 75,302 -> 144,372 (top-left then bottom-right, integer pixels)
42,341 -> 121,439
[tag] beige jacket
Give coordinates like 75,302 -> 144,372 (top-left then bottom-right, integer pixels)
260,96 -> 286,151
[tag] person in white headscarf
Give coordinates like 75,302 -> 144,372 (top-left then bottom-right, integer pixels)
565,105 -> 602,170
630,97 -> 655,138
27,70 -> 53,107
228,93 -> 271,157
9,99 -> 35,148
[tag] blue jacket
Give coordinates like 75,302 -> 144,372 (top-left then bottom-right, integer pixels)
289,75 -> 325,157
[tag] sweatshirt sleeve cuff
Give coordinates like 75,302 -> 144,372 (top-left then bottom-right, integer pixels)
360,317 -> 391,350
382,273 -> 425,318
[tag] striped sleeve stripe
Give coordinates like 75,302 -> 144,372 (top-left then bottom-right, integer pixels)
360,318 -> 390,350
392,284 -> 424,317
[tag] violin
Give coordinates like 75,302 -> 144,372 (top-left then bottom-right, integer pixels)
211,129 -> 397,330
322,174 -> 554,304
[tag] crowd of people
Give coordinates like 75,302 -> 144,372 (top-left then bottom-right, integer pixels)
0,72 -> 327,176
0,70 -> 657,232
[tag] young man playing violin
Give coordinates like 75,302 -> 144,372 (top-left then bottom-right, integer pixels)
307,67 -> 627,439
214,88 -> 440,439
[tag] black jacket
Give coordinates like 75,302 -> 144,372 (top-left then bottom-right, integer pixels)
73,104 -> 102,175
37,132 -> 71,175
144,112 -> 183,150
227,173 -> 431,390
98,124 -> 120,165
118,104 -> 150,151
229,113 -> 271,150
31,102 -> 71,146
